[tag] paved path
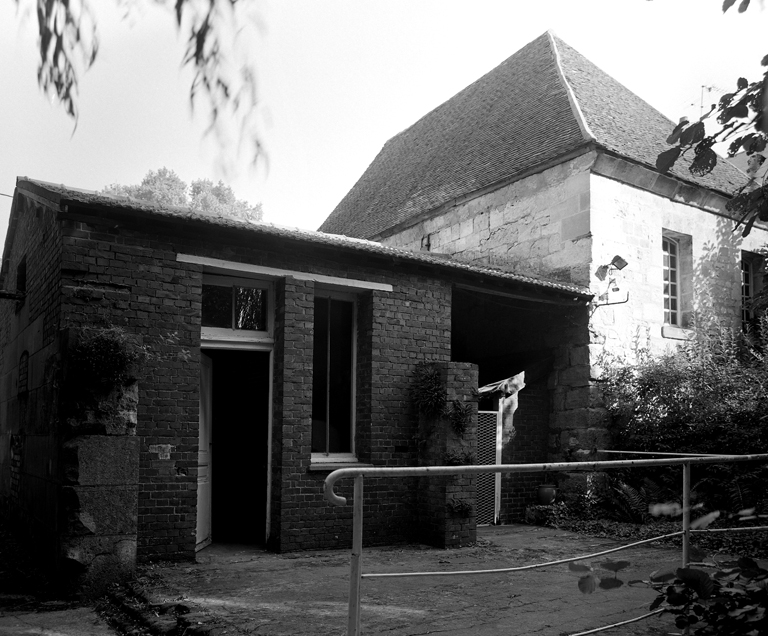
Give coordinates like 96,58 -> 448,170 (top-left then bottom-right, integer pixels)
135,524 -> 681,635
0,606 -> 116,636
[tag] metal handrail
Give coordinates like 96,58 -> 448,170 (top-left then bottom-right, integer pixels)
324,453 -> 768,636
323,453 -> 768,505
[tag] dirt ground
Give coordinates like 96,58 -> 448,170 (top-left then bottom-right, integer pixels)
135,524 -> 686,636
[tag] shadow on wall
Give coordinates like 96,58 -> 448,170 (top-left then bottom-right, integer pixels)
694,213 -> 747,330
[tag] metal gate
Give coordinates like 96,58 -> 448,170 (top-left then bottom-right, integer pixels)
476,410 -> 502,524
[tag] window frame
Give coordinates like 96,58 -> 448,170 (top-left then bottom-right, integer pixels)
661,230 -> 694,339
201,274 -> 274,346
741,251 -> 765,327
310,289 -> 357,465
662,236 -> 680,327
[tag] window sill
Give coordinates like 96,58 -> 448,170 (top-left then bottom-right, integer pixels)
662,325 -> 694,341
308,462 -> 373,472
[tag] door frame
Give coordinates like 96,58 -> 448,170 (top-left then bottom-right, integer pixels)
198,342 -> 274,545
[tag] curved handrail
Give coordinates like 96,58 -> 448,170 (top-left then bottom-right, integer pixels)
323,453 -> 768,506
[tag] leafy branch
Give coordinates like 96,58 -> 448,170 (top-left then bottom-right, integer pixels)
656,1 -> 768,236
14,0 -> 263,164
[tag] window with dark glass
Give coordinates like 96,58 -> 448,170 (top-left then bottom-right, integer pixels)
202,283 -> 268,331
311,297 -> 354,455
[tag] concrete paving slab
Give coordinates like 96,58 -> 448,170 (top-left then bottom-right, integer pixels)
133,524 -> 683,635
0,606 -> 116,636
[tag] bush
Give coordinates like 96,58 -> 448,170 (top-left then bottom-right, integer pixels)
598,317 -> 768,516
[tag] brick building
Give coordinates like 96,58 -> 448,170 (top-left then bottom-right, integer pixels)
0,178 -> 589,591
320,32 -> 768,458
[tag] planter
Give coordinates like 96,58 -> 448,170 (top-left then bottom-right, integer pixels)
537,484 -> 557,505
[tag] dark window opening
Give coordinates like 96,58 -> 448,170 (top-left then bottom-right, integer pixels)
311,297 -> 354,454
15,256 -> 27,311
18,351 -> 29,395
202,284 -> 267,331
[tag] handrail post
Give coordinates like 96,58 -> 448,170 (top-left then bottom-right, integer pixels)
348,474 -> 364,636
682,461 -> 690,568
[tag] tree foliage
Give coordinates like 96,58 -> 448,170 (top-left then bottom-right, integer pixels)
12,0 -> 261,162
657,0 -> 768,236
103,167 -> 263,223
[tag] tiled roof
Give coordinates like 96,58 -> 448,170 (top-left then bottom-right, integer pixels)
10,177 -> 591,299
319,32 -> 747,240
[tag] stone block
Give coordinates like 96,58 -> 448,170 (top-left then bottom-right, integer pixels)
561,211 -> 590,241
60,535 -> 137,597
63,485 -> 138,535
62,436 -> 139,486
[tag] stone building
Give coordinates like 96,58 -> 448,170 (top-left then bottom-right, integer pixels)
320,31 -> 768,455
0,178 -> 589,591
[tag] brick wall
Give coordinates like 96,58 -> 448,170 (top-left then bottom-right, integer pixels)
57,217 -> 202,563
498,381 -> 549,522
0,194 -> 63,567
51,206 -> 456,558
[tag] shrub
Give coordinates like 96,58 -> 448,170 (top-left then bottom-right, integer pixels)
410,362 -> 446,419
598,316 -> 768,515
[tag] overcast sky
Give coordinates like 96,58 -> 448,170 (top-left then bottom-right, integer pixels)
1,0 -> 766,248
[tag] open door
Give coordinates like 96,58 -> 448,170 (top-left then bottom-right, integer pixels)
196,352 -> 213,551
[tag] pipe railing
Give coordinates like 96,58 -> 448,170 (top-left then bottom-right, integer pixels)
324,453 -> 768,636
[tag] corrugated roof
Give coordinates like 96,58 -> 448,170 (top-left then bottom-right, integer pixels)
319,32 -> 747,239
11,177 -> 590,299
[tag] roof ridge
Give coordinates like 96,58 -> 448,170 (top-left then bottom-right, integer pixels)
547,32 -> 595,144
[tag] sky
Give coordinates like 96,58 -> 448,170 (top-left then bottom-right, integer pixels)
1,0 -> 767,250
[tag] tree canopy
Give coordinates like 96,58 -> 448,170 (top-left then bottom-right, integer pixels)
12,0 -> 261,164
656,0 -> 768,236
103,168 -> 263,223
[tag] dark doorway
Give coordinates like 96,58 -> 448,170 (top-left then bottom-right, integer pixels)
207,349 -> 270,544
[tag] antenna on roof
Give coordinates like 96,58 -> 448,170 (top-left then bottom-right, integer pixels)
700,85 -> 725,118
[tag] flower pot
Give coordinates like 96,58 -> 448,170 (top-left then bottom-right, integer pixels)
537,484 -> 557,505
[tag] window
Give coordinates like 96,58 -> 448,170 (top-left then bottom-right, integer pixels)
200,275 -> 271,343
662,237 -> 679,326
742,252 -> 765,328
662,230 -> 693,339
311,295 -> 355,459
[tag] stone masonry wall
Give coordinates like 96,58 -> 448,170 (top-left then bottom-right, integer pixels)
380,153 -> 596,286
588,159 -> 768,361
498,381 -> 549,522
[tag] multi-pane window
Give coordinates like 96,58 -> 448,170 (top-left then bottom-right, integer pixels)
201,280 -> 269,332
742,252 -> 765,328
662,237 -> 679,326
311,296 -> 355,456
742,257 -> 754,325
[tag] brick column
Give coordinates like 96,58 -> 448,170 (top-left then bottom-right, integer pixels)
417,362 -> 478,548
268,277 -> 314,551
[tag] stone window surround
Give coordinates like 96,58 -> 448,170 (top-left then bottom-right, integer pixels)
661,229 -> 694,339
